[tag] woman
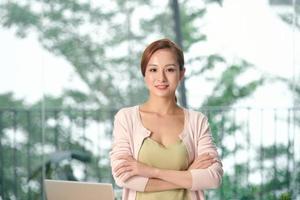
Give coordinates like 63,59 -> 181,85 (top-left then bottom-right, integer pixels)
110,38 -> 223,200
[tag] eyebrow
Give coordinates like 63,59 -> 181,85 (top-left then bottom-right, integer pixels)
147,64 -> 177,67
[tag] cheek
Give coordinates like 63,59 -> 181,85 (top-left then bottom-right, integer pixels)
168,73 -> 180,83
144,75 -> 155,87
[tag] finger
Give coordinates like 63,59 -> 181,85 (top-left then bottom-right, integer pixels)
121,171 -> 135,182
197,153 -> 213,160
193,158 -> 217,169
196,157 -> 213,163
203,160 -> 216,168
195,155 -> 214,163
197,152 -> 210,158
199,159 -> 217,168
198,152 -> 216,158
115,166 -> 132,177
116,154 -> 132,160
114,162 -> 130,172
204,158 -> 217,165
189,156 -> 211,169
114,161 -> 128,171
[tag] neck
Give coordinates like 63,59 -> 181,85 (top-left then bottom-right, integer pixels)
141,94 -> 179,115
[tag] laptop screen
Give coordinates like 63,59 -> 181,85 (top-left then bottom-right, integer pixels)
44,179 -> 114,200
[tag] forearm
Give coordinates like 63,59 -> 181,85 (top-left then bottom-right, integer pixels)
153,169 -> 192,189
144,178 -> 182,192
114,155 -> 193,190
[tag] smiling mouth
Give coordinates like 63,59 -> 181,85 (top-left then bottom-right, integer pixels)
155,85 -> 169,89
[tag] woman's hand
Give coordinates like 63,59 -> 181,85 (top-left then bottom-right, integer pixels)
114,155 -> 156,182
188,153 -> 217,170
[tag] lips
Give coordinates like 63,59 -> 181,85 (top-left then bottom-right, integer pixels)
155,85 -> 169,89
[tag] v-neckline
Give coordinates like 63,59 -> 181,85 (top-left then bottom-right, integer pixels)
136,105 -> 187,145
146,137 -> 183,149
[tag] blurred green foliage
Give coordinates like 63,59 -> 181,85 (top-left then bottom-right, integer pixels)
0,0 -> 299,199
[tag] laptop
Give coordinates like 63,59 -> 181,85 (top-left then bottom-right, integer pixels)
44,179 -> 115,200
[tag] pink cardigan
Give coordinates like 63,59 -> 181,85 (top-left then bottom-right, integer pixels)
110,105 -> 223,200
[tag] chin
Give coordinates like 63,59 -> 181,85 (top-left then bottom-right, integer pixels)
152,92 -> 174,98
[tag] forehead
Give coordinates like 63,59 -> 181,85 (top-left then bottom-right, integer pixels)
148,49 -> 177,64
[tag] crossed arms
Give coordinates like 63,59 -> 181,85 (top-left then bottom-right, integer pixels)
113,153 -> 219,192
110,111 -> 223,192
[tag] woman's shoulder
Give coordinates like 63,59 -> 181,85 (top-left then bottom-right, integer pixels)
114,105 -> 138,119
184,107 -> 207,120
184,108 -> 210,129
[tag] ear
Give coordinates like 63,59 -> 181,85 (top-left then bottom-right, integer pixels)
179,68 -> 186,81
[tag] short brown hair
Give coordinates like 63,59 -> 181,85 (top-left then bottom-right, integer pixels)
140,38 -> 184,77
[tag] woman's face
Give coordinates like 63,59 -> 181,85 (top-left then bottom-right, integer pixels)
144,49 -> 185,98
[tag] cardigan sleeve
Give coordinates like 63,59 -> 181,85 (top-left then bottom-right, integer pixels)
109,109 -> 149,192
190,113 -> 223,191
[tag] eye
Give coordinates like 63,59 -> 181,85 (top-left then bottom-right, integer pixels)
149,68 -> 157,72
166,68 -> 176,72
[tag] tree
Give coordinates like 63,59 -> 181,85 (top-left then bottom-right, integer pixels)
0,0 -> 273,199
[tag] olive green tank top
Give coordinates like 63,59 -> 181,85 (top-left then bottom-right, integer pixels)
136,137 -> 190,200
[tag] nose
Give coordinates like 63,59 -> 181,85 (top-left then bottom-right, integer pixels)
157,69 -> 167,82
